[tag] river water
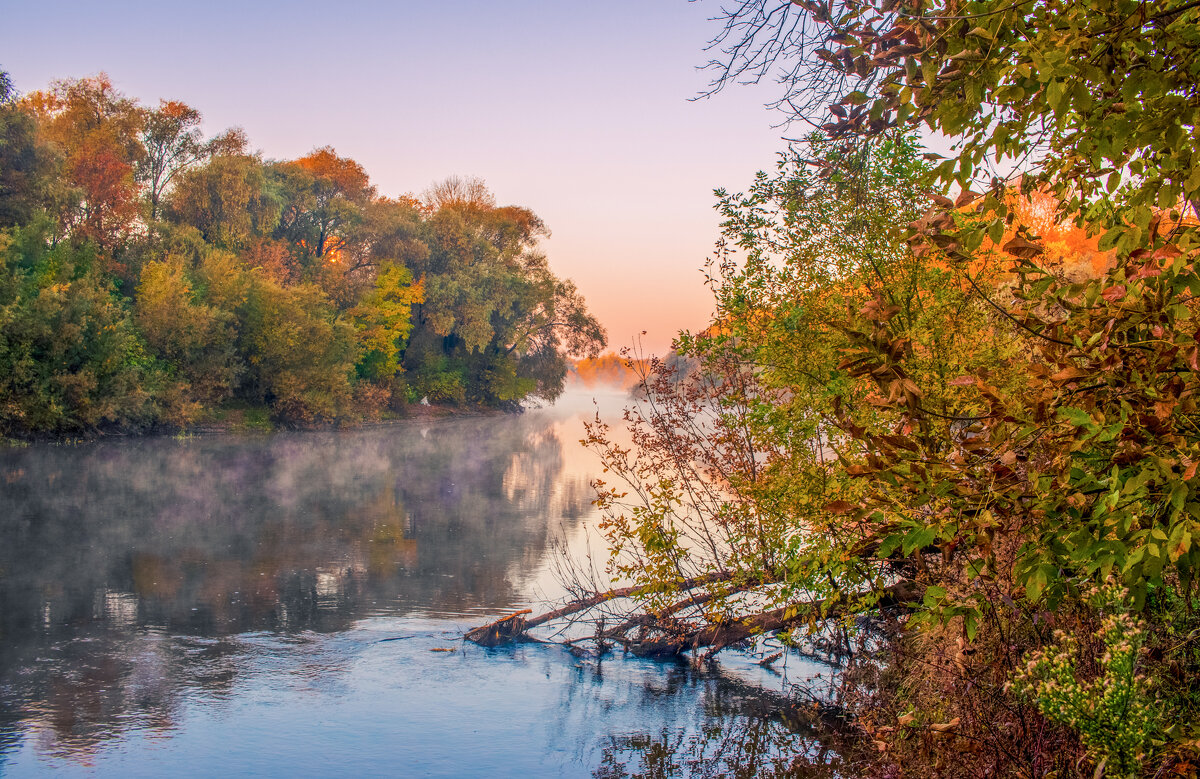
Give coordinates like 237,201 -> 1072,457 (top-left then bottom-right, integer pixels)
0,391 -> 828,777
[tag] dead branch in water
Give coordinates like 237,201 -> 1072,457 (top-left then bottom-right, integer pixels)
463,609 -> 533,646
465,579 -> 919,658
463,572 -> 736,647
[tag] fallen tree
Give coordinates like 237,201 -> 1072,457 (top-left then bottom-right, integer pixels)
465,578 -> 921,658
464,571 -> 739,648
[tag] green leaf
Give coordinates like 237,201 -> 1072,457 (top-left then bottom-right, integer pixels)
903,526 -> 937,555
964,612 -> 979,641
877,533 -> 904,558
988,217 -> 1005,244
1026,565 -> 1049,602
1058,406 -> 1093,428
1046,79 -> 1066,112
1170,483 -> 1188,514
1168,523 -> 1192,562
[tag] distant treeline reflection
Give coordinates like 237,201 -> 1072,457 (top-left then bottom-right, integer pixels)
0,417 -> 591,636
0,413 -> 591,755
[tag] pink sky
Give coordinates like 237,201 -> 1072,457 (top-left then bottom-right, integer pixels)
1,1 -> 791,354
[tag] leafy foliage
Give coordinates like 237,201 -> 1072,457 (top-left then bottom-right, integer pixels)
587,134 -> 947,623
403,188 -> 605,406
0,72 -> 604,433
0,222 -> 161,433
575,2 -> 1200,773
1013,587 -> 1162,778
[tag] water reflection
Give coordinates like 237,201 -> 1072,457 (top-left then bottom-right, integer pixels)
1,413 -> 582,634
0,392 -> 828,776
0,407 -> 591,764
595,719 -> 830,779
566,659 -> 842,778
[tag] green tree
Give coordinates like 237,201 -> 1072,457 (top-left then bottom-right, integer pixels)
164,153 -> 282,248
403,181 -> 605,406
350,262 -> 424,382
135,256 -> 240,406
236,273 -> 358,422
316,196 -> 429,309
0,72 -> 59,230
0,221 -> 161,434
139,99 -> 246,220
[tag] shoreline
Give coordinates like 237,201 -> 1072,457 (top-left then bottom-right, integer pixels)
1,402 -> 512,446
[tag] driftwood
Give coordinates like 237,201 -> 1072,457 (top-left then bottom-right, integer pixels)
624,582 -> 918,658
463,609 -> 532,646
463,572 -> 736,647
465,576 -> 919,658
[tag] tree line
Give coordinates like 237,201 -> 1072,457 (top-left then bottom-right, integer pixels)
0,72 -> 604,436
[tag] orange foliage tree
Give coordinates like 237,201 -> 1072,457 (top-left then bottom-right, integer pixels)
23,75 -> 144,258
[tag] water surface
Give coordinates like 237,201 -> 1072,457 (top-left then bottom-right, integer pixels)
0,392 -> 826,777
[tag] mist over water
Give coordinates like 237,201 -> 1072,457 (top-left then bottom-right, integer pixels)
0,390 -> 825,777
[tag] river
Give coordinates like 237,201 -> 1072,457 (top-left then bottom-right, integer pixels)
0,390 -> 828,777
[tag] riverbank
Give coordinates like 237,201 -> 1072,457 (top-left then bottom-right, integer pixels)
0,399 -> 512,445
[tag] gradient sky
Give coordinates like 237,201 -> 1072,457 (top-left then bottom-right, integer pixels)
0,0 -> 792,354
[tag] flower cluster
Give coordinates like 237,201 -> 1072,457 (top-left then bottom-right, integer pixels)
1011,588 -> 1160,778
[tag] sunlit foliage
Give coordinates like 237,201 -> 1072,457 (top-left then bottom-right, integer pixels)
0,72 -> 604,433
572,1 -> 1200,774
0,221 -> 160,433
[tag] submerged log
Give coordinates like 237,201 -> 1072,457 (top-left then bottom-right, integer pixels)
464,609 -> 532,646
629,581 -> 919,658
465,572 -> 737,647
465,576 -> 919,658
528,572 -> 739,631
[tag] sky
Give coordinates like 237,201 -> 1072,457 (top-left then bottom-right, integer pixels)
0,0 -> 793,354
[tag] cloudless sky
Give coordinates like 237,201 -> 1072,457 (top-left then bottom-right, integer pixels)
0,0 -> 792,354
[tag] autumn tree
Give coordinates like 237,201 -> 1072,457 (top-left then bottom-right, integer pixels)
22,74 -> 144,255
2,73 -> 604,430
403,180 -> 605,405
163,153 -> 282,248
482,2 -> 1200,774
273,147 -> 375,263
464,3 -> 1200,774
696,0 -> 1200,619
305,196 -> 428,310
702,0 -> 1199,250
139,99 -> 246,220
571,352 -> 644,389
500,134 -> 957,650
